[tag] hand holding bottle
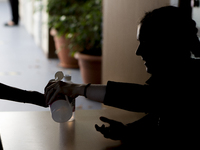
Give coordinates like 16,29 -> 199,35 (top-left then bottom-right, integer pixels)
46,71 -> 74,123
45,80 -> 82,105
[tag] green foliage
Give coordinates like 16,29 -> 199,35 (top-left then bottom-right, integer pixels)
47,0 -> 102,56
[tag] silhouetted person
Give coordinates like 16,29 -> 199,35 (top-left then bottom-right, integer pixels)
5,0 -> 19,26
45,6 -> 200,149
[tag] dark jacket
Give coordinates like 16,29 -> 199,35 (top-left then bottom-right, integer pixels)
103,59 -> 200,148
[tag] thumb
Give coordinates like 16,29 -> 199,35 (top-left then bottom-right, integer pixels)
95,124 -> 100,131
100,116 -> 116,124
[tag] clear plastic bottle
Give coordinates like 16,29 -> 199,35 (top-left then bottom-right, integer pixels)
50,99 -> 72,123
50,71 -> 73,123
64,75 -> 75,121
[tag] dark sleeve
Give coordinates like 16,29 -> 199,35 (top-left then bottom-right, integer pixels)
103,81 -> 153,113
0,83 -> 46,107
0,83 -> 30,102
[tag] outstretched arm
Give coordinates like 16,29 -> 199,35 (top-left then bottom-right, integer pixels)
45,80 -> 152,112
45,81 -> 106,105
0,83 -> 47,107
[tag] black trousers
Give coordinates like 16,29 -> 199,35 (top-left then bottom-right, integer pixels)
9,0 -> 19,24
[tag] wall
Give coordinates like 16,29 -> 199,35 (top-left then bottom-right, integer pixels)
19,0 -> 56,58
19,0 -> 42,48
41,0 -> 49,56
102,0 -> 170,84
170,0 -> 179,6
193,7 -> 200,37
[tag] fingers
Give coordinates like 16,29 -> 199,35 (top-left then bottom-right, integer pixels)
95,117 -> 126,140
45,80 -> 78,105
95,124 -> 110,138
45,81 -> 62,105
47,89 -> 60,105
95,117 -> 112,138
99,116 -> 116,125
95,124 -> 105,132
45,80 -> 56,94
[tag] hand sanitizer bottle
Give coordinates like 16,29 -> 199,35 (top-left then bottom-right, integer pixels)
50,71 -> 73,123
64,75 -> 75,121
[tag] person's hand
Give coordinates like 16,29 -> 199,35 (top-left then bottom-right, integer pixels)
44,80 -> 81,105
95,117 -> 127,140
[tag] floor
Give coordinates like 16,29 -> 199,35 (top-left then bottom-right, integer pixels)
0,1 -> 101,111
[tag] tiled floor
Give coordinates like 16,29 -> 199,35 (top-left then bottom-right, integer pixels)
0,1 -> 101,111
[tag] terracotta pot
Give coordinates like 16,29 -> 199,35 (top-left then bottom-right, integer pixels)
50,29 -> 79,68
74,52 -> 102,84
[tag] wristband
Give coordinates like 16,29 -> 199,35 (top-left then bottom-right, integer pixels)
84,83 -> 91,98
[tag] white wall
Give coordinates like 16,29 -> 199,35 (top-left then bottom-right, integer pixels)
41,0 -> 49,56
170,0 -> 179,6
20,0 -> 34,35
19,0 -> 49,57
193,7 -> 200,28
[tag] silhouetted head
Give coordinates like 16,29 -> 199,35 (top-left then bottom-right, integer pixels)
136,6 -> 200,74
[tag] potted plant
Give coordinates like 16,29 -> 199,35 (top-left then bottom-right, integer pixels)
46,0 -> 85,68
67,0 -> 102,84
